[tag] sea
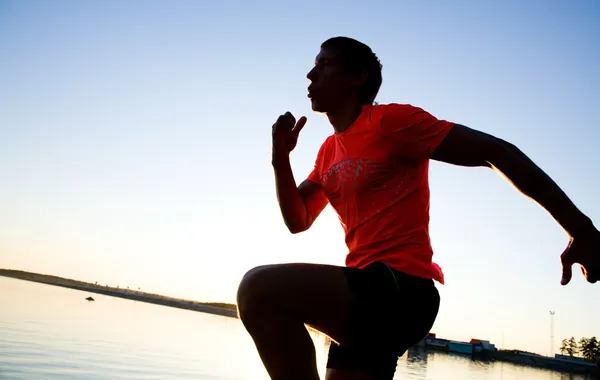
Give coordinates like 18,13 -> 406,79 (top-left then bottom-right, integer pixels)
0,276 -> 594,380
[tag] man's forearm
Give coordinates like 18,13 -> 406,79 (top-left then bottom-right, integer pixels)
272,153 -> 309,233
490,142 -> 595,239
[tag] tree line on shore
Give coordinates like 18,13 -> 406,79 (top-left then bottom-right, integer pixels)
560,336 -> 600,363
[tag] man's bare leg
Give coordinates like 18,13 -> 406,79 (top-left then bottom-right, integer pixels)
236,263 -> 358,380
325,369 -> 373,380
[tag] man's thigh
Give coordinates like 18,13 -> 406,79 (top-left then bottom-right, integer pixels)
237,262 -> 358,346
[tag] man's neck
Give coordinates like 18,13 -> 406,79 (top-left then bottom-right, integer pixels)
326,102 -> 366,134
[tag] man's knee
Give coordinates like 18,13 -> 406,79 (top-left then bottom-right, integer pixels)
236,265 -> 276,320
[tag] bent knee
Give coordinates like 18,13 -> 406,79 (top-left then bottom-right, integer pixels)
236,265 -> 276,317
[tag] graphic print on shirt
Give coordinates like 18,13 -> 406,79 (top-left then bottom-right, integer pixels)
320,156 -> 414,234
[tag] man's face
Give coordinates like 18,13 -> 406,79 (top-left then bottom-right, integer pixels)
306,48 -> 355,113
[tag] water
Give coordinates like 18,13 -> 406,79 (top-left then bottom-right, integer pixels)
0,277 -> 593,379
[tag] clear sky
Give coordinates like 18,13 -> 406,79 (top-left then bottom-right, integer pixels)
1,0 -> 599,356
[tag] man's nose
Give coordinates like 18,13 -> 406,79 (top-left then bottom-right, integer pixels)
306,66 -> 317,81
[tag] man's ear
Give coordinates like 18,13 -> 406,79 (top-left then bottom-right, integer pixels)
350,69 -> 368,88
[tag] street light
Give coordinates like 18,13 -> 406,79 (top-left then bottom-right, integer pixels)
549,310 -> 556,356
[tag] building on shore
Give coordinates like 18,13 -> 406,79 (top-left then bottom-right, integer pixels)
417,333 -> 598,376
421,333 -> 497,357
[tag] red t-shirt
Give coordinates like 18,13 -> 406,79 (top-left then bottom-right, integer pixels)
307,103 -> 454,284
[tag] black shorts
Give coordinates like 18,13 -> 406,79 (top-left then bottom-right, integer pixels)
326,261 -> 440,380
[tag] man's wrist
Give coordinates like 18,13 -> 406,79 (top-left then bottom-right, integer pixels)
271,149 -> 290,167
568,215 -> 597,240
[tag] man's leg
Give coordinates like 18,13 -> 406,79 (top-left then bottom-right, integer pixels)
236,263 -> 358,380
325,369 -> 372,380
322,262 -> 440,380
324,343 -> 399,380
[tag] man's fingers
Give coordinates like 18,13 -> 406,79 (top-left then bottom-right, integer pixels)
561,260 -> 573,286
292,116 -> 307,135
581,265 -> 598,284
284,112 -> 296,127
273,112 -> 304,136
273,112 -> 295,133
560,247 -> 575,286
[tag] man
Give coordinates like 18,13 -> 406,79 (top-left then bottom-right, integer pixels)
236,37 -> 599,380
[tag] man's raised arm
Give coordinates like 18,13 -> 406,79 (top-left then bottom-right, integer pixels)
272,155 -> 328,234
271,112 -> 328,234
430,123 -> 599,284
431,124 -> 594,237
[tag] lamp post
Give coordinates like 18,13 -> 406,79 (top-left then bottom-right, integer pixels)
549,310 -> 555,356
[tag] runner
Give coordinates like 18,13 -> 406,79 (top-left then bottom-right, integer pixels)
236,36 -> 599,380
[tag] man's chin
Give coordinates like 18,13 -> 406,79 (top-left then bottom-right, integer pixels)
310,99 -> 328,114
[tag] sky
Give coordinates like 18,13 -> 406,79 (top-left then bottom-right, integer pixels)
1,0 -> 599,356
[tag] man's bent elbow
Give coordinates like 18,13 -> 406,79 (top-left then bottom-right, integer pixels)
286,221 -> 309,234
283,213 -> 314,234
485,138 -> 524,169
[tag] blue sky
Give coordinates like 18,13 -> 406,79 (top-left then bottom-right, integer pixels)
1,0 -> 599,355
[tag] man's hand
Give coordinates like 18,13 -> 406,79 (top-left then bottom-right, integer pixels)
561,228 -> 600,285
272,112 -> 307,156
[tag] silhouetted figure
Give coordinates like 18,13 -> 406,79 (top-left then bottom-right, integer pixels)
236,36 -> 600,380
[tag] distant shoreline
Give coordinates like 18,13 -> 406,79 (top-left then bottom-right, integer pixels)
0,269 -> 238,318
3,269 -> 597,377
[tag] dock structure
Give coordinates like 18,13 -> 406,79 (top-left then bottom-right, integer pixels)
417,333 -> 598,376
421,333 -> 497,357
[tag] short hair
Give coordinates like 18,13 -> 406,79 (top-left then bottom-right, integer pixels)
321,37 -> 383,105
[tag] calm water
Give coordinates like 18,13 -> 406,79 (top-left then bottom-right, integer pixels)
0,277 -> 593,380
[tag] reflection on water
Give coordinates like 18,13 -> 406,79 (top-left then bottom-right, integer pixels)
0,277 -> 595,380
397,347 -> 596,380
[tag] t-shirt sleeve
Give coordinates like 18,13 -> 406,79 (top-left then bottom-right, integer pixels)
305,136 -> 332,185
306,165 -> 321,185
305,139 -> 328,185
379,103 -> 455,160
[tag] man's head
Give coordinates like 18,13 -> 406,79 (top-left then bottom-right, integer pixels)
306,37 -> 382,113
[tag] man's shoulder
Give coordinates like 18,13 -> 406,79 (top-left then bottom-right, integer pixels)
319,134 -> 336,146
371,102 -> 420,113
314,134 -> 335,159
372,102 -> 416,108
368,102 -> 419,123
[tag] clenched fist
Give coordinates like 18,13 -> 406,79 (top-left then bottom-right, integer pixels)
272,112 -> 307,156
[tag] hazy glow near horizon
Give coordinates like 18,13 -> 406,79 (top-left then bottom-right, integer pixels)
1,0 -> 599,356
